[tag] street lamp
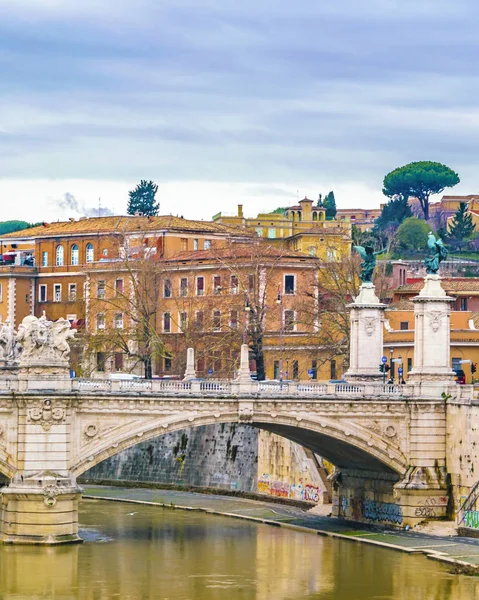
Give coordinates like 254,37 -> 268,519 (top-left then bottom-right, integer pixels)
276,287 -> 283,383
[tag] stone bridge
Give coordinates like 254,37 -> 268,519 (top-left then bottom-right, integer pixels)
0,274 -> 477,544
0,372 -> 474,544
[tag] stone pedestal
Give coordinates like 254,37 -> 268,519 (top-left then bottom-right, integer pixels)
183,348 -> 197,381
18,361 -> 71,392
407,275 -> 455,384
0,475 -> 82,544
394,467 -> 449,525
344,283 -> 387,382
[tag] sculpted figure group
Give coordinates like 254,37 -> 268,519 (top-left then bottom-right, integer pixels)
353,232 -> 448,283
0,313 -> 75,365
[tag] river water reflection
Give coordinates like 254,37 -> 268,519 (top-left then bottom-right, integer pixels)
1,499 -> 478,599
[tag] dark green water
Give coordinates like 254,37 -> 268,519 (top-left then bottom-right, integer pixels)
0,499 -> 478,599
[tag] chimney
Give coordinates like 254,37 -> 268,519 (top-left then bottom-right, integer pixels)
238,204 -> 243,218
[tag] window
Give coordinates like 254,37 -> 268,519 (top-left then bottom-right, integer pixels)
163,312 -> 171,333
284,310 -> 295,332
284,275 -> 295,295
97,280 -> 106,299
97,352 -> 105,372
179,311 -> 188,330
114,353 -> 123,372
197,356 -> 205,372
460,298 -> 468,311
268,228 -> 276,239
39,284 -> 47,302
71,244 -> 79,266
213,310 -> 221,331
274,360 -> 280,380
164,279 -> 172,298
213,275 -> 222,295
330,359 -> 337,380
248,274 -> 255,293
0,283 -> 2,302
400,321 -> 409,330
164,357 -> 172,371
407,357 -> 412,372
53,284 -> 62,302
115,279 -> 124,295
115,313 -> 124,329
230,275 -> 238,294
97,314 -> 105,330
56,245 -> 64,266
86,243 -> 94,263
293,360 -> 299,380
195,311 -> 204,330
180,278 -> 188,297
213,351 -> 221,372
204,239 -> 211,250
311,360 -> 317,380
42,251 -> 48,267
230,310 -> 238,329
196,276 -> 204,296
193,239 -> 199,250
255,228 -> 263,237
181,238 -> 188,251
102,248 -> 108,257
68,283 -> 77,301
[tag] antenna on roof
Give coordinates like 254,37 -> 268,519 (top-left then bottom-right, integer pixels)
98,197 -> 101,218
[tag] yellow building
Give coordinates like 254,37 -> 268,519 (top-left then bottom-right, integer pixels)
213,197 -> 352,260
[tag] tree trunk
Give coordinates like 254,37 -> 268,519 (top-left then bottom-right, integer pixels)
144,356 -> 152,379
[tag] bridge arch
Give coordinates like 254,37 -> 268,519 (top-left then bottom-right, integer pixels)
71,411 -> 407,478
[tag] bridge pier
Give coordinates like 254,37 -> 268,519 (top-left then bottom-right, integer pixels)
0,475 -> 82,545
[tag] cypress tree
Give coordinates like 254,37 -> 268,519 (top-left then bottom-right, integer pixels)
127,180 -> 159,216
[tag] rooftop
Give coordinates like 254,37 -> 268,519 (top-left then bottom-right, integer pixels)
0,215 -> 251,240
396,278 -> 479,294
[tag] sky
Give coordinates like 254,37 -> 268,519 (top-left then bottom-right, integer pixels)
1,0 -> 478,221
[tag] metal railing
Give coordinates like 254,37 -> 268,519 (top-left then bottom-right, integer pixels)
457,480 -> 479,527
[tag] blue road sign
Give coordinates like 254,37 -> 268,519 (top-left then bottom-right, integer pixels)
381,356 -> 387,364
307,369 -> 314,377
398,367 -> 403,376
208,368 -> 213,375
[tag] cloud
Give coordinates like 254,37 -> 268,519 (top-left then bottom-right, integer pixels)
0,0 -> 478,219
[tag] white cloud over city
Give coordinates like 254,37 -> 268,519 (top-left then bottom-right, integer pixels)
0,0 -> 478,220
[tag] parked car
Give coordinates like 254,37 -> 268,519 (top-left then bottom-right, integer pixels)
454,369 -> 466,385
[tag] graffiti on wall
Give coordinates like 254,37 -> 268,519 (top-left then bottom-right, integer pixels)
339,495 -> 403,525
258,475 -> 320,503
464,510 -> 479,529
362,499 -> 403,525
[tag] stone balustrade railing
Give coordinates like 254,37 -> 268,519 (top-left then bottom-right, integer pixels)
0,375 -> 470,400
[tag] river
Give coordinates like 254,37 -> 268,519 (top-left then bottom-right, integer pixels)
0,499 -> 478,599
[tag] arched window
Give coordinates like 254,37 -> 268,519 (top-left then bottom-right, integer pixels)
71,244 -> 79,266
86,243 -> 94,263
56,245 -> 64,266
312,212 -> 318,221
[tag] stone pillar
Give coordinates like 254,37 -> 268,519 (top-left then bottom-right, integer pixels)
0,475 -> 82,545
0,395 -> 83,544
236,344 -> 252,383
392,275 -> 454,524
344,282 -> 387,381
183,347 -> 196,381
407,274 -> 455,384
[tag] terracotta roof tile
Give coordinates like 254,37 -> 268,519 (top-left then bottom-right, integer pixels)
167,244 -> 314,263
0,215 -> 252,239
396,278 -> 479,294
